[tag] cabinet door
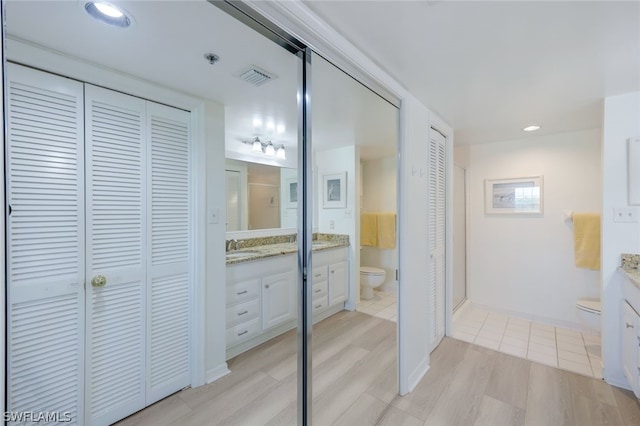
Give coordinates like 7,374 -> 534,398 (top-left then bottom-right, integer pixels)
145,102 -> 192,405
622,301 -> 640,397
6,63 -> 85,424
85,85 -> 147,425
262,271 -> 296,329
329,261 -> 348,306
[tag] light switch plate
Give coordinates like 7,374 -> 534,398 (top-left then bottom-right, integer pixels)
613,207 -> 638,223
208,208 -> 220,224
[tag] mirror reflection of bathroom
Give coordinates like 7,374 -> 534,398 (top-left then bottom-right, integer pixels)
311,52 -> 399,410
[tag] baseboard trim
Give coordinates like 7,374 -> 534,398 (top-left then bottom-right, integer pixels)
206,363 -> 231,384
405,356 -> 430,395
604,370 -> 632,391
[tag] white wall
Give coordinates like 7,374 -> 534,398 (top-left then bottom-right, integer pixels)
467,128 -> 602,328
602,91 -> 640,389
316,146 -> 359,309
205,100 -> 230,382
361,156 -> 398,291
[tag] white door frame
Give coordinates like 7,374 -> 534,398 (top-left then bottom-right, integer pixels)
452,162 -> 468,311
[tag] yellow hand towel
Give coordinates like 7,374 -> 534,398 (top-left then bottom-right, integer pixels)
361,213 -> 378,247
573,212 -> 601,270
377,212 -> 397,249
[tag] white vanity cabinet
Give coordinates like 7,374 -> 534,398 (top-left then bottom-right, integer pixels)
621,301 -> 640,396
314,247 -> 349,314
263,271 -> 297,329
329,261 -> 348,306
226,254 -> 297,358
312,266 -> 329,314
622,273 -> 640,397
225,245 -> 349,359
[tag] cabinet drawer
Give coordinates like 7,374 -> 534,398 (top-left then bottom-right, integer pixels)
312,267 -> 327,283
227,278 -> 260,306
313,298 -> 328,313
226,317 -> 260,347
312,281 -> 328,300
226,299 -> 260,328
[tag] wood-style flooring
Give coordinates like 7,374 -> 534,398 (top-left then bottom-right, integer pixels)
116,311 -> 640,426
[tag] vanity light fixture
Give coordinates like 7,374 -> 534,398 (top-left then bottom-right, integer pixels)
523,125 -> 541,132
84,2 -> 133,28
243,137 -> 286,160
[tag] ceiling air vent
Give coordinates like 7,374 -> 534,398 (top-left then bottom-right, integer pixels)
236,65 -> 278,87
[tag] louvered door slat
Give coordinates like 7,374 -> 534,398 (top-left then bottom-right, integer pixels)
146,103 -> 191,404
428,130 -> 447,352
6,63 -> 84,425
85,85 -> 146,426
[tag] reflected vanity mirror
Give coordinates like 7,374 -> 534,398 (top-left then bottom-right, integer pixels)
225,159 -> 297,231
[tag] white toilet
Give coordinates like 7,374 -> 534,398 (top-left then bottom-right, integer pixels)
360,267 -> 386,299
576,299 -> 601,333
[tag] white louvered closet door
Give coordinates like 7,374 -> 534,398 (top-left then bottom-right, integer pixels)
84,85 -> 147,426
145,102 -> 191,404
6,64 -> 85,425
428,130 -> 447,352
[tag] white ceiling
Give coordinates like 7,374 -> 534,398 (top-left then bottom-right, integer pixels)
304,0 -> 640,145
5,0 -> 397,165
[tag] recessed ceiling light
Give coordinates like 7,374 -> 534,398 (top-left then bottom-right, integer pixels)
523,125 -> 541,132
84,2 -> 133,28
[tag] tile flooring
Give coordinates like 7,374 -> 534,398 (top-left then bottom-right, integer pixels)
453,305 -> 603,379
356,289 -> 397,322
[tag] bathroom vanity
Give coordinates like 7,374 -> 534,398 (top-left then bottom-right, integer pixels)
620,253 -> 640,397
225,234 -> 349,359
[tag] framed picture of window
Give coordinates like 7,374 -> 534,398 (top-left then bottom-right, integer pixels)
485,176 -> 543,214
286,178 -> 298,209
322,172 -> 347,209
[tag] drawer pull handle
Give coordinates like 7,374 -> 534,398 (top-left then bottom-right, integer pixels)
265,284 -> 270,289
237,290 -> 248,295
627,322 -> 634,329
314,288 -> 322,293
331,270 -> 335,274
315,304 -> 322,309
237,330 -> 248,336
314,273 -> 322,277
237,310 -> 249,316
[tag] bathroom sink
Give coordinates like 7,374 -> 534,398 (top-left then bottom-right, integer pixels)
225,250 -> 261,260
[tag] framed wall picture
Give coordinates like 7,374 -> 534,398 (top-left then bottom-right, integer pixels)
286,178 -> 298,209
485,176 -> 543,214
323,172 -> 347,208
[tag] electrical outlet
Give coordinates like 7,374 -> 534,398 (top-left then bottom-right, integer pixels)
344,209 -> 352,218
330,219 -> 335,230
613,207 -> 638,223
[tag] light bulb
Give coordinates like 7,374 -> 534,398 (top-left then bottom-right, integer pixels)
94,2 -> 124,18
265,142 -> 275,156
252,140 -> 262,153
276,145 -> 286,160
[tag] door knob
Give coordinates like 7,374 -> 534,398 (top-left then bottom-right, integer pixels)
91,275 -> 107,288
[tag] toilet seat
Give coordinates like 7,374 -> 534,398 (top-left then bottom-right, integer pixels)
576,299 -> 601,315
360,266 -> 384,275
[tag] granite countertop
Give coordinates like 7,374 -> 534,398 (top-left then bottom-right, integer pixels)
225,233 -> 349,265
619,253 -> 640,289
